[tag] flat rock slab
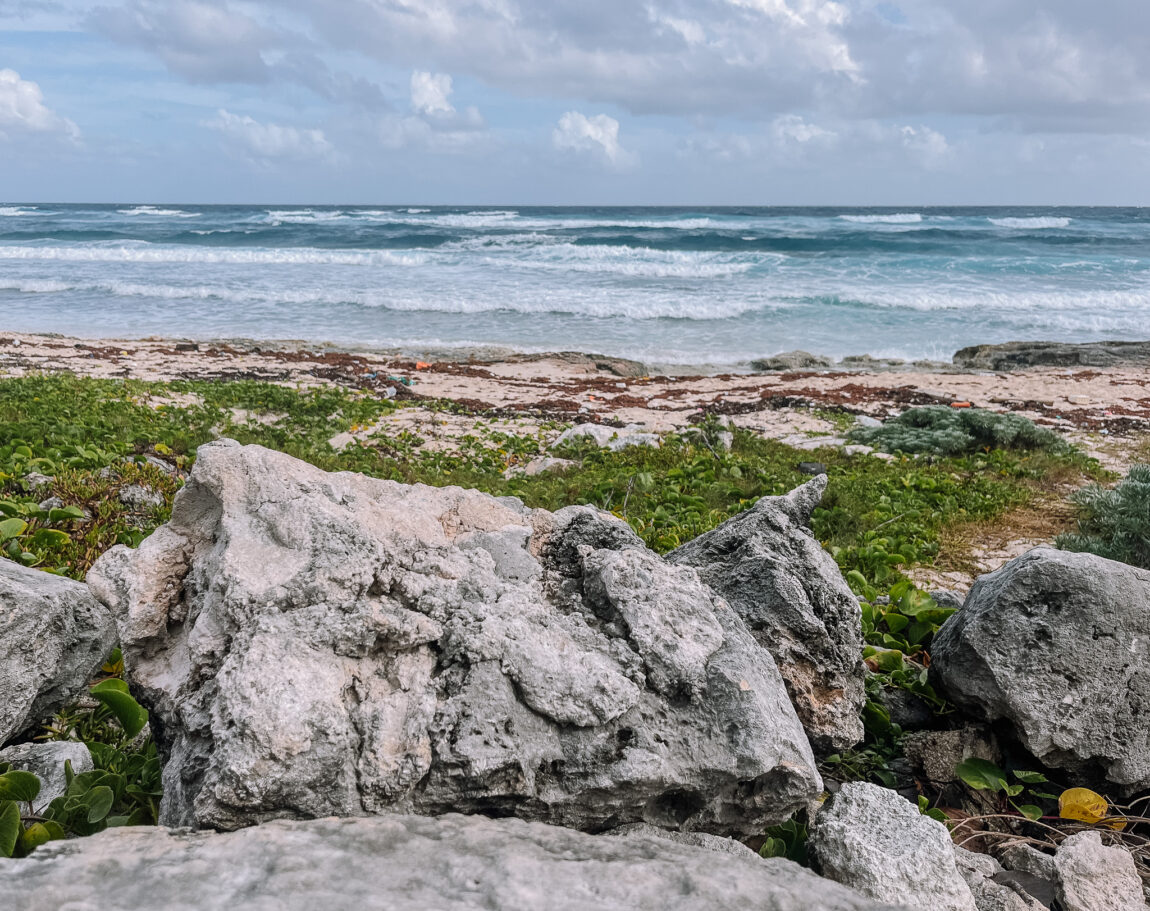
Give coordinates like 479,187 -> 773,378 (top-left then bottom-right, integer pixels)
88,441 -> 820,833
931,546 -> 1150,792
0,814 -> 902,911
953,339 -> 1150,370
0,559 -> 116,746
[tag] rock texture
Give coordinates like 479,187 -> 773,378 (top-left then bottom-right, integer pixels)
931,546 -> 1150,792
751,351 -> 834,371
553,424 -> 660,450
810,781 -> 977,911
669,475 -> 866,751
953,848 -> 1045,911
0,741 -> 93,814
0,814 -> 900,911
953,339 -> 1150,371
1054,831 -> 1149,911
87,440 -> 820,832
0,559 -> 117,746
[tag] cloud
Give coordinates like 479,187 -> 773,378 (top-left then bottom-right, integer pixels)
553,111 -> 635,167
0,68 -> 79,142
206,108 -> 332,162
900,124 -> 951,168
411,71 -> 455,116
377,70 -> 484,151
90,0 -> 275,84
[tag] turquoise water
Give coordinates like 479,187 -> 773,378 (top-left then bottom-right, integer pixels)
1,204 -> 1147,366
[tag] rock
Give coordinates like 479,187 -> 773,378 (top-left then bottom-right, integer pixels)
842,445 -> 874,457
87,441 -> 820,832
954,848 -> 1046,911
751,351 -> 835,372
20,471 -> 53,492
855,415 -> 883,429
953,339 -> 1150,371
810,781 -> 978,911
1054,831 -> 1148,911
552,423 -> 659,450
606,822 -> 758,858
798,462 -> 827,476
669,475 -> 865,752
118,484 -> 165,511
902,726 -> 1000,785
1066,395 -> 1090,406
0,560 -> 117,746
0,813 -> 899,911
0,741 -> 93,813
37,496 -> 64,512
780,434 -> 848,451
521,457 -> 577,477
930,546 -> 1150,792
875,687 -> 934,730
929,589 -> 965,611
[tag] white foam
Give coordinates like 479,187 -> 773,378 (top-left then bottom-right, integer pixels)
0,244 -> 429,267
988,216 -> 1071,229
499,243 -> 758,279
0,206 -> 37,217
116,206 -> 200,218
838,213 -> 923,224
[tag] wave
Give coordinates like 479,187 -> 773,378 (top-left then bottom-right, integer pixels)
0,244 -> 430,267
499,243 -> 758,278
116,206 -> 200,218
988,216 -> 1071,229
0,206 -> 38,217
839,213 -> 923,224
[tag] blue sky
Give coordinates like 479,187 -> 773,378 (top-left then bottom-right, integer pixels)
2,0 -> 1148,204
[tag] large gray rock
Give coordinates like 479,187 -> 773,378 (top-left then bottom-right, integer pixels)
931,546 -> 1150,792
87,440 -> 820,832
0,813 -> 900,911
954,848 -> 1046,911
953,339 -> 1150,371
1053,831 -> 1148,911
669,475 -> 866,751
0,559 -> 117,746
0,741 -> 93,814
810,782 -> 977,911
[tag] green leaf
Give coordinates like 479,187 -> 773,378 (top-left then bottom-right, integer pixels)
884,613 -> 910,634
955,757 -> 1010,793
0,801 -> 19,858
17,822 -> 57,855
0,517 -> 27,542
759,836 -> 787,858
85,786 -> 115,824
28,528 -> 71,547
1017,804 -> 1043,821
0,770 -> 41,803
1012,770 -> 1048,784
48,506 -> 86,522
90,678 -> 149,738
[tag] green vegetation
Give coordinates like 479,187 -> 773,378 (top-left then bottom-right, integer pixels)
1057,464 -> 1150,569
849,405 -> 1070,457
0,373 -> 1103,854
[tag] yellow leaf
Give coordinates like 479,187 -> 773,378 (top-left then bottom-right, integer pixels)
1058,788 -> 1109,824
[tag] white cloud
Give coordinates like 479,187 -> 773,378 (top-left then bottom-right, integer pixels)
410,71 -> 455,116
553,111 -> 635,167
206,109 -> 332,162
900,124 -> 950,168
0,68 -> 79,141
771,114 -> 834,145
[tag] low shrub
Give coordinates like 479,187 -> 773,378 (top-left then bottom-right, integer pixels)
1057,464 -> 1150,569
850,406 -> 1069,457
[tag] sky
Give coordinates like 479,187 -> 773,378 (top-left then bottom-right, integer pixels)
1,0 -> 1148,204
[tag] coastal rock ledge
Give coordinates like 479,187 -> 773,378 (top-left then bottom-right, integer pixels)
0,814 -> 899,911
86,440 -> 821,833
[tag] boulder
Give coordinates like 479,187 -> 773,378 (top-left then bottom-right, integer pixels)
669,475 -> 866,751
809,781 -> 977,911
0,560 -> 117,746
953,339 -> 1150,371
87,441 -> 820,832
0,741 -> 93,814
751,351 -> 834,371
953,848 -> 1045,911
931,547 -> 1150,792
504,457 -> 578,479
552,424 -> 659,450
1053,831 -> 1148,911
0,814 -> 900,911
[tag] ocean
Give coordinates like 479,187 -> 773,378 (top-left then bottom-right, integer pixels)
1,204 -> 1147,368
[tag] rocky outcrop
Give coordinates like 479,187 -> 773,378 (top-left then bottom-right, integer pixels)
0,813 -> 900,911
0,560 -> 117,746
751,351 -> 834,371
809,781 -> 977,911
953,339 -> 1150,371
552,424 -> 660,451
669,475 -> 866,751
87,440 -> 820,832
931,546 -> 1150,792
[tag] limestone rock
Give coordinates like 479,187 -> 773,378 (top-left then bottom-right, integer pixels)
0,560 -> 117,746
606,822 -> 758,858
1054,831 -> 1149,911
810,781 -> 977,911
751,351 -> 834,371
0,741 -> 93,814
669,475 -> 866,751
118,484 -> 165,511
87,441 -> 820,832
953,339 -> 1150,371
504,457 -> 578,479
954,848 -> 1045,911
552,423 -> 659,450
0,814 -> 900,911
931,546 -> 1150,792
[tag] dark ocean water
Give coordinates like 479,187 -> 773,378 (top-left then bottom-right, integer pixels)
1,204 -> 1147,365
